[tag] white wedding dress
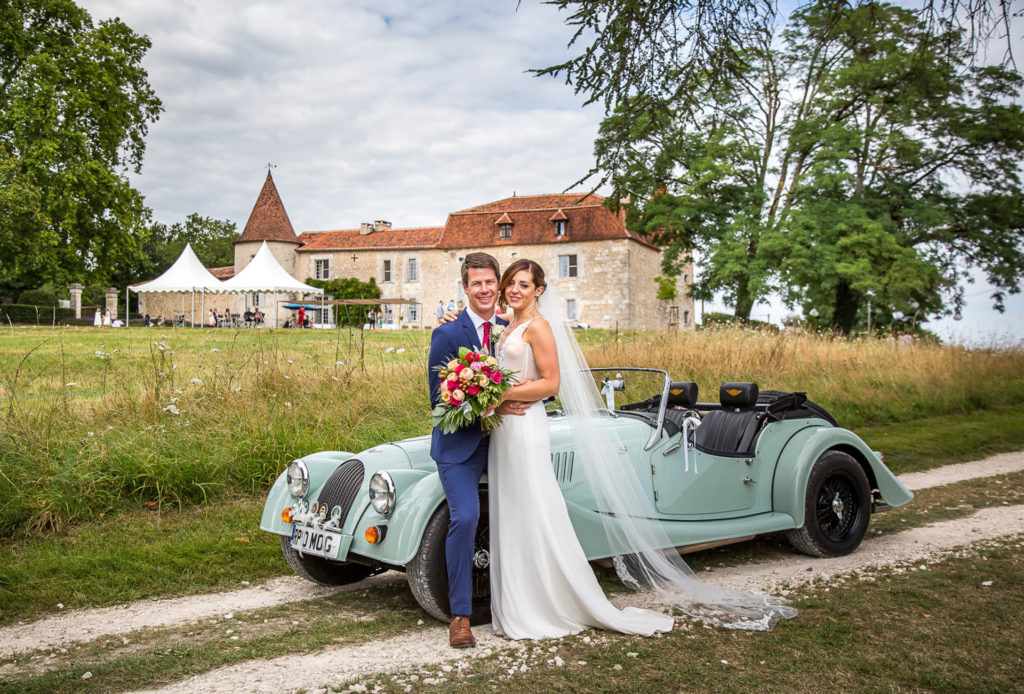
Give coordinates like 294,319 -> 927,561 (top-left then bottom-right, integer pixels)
488,318 -> 674,639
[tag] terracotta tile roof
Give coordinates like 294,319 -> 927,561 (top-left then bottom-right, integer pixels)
208,266 -> 235,279
439,193 -> 658,250
451,193 -> 602,215
234,173 -> 300,245
296,226 -> 444,252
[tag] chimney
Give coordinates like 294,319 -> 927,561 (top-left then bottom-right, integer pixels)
373,220 -> 392,231
359,222 -> 374,235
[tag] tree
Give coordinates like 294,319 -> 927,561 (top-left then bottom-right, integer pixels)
0,0 -> 162,299
539,0 -> 1020,112
142,214 -> 238,278
305,277 -> 381,326
585,0 -> 1024,330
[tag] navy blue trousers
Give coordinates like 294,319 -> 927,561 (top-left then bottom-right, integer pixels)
435,437 -> 488,617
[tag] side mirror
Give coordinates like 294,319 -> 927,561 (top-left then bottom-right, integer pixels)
600,377 -> 626,409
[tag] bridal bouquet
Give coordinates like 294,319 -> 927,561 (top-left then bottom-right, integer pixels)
432,347 -> 517,434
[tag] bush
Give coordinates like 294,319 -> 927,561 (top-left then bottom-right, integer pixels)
17,288 -> 58,306
700,312 -> 777,332
0,303 -> 76,324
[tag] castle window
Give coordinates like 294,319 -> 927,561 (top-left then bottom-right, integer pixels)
558,254 -> 578,279
315,259 -> 330,280
499,224 -> 512,240
382,259 -> 392,283
407,257 -> 418,282
554,220 -> 566,237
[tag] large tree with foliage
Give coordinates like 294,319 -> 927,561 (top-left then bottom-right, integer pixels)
0,0 -> 162,299
579,0 -> 1024,330
141,214 -> 237,278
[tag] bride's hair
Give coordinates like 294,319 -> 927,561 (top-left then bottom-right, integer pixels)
498,258 -> 546,311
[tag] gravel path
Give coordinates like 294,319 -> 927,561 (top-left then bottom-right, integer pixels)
131,504 -> 1024,694
1,450 -> 1021,682
899,450 -> 1024,491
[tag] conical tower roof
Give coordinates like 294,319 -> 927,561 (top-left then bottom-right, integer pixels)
234,172 -> 300,245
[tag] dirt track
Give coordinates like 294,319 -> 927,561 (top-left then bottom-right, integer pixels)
2,451 -> 1022,692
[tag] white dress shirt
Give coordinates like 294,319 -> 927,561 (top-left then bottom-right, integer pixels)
466,309 -> 497,352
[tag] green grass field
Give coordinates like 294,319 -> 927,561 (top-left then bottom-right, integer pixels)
2,324 -> 1023,537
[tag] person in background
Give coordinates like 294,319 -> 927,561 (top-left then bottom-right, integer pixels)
367,308 -> 375,330
436,300 -> 445,327
298,305 -> 305,329
93,308 -> 102,327
103,308 -> 111,327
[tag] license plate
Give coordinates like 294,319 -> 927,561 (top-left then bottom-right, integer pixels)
289,525 -> 343,559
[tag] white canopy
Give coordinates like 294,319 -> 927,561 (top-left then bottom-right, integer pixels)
130,243 -> 224,293
216,241 -> 323,294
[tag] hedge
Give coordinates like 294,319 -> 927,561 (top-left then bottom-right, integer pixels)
0,304 -> 77,324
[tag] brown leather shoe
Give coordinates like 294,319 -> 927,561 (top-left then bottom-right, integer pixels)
449,615 -> 476,648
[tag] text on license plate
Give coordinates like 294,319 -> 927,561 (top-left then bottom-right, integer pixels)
290,525 -> 342,559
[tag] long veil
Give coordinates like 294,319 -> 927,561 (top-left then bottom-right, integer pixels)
537,284 -> 796,630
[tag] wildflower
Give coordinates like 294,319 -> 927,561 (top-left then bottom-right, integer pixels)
65,382 -> 76,387
287,359 -> 293,364
95,350 -> 110,360
211,348 -> 221,353
335,361 -> 345,366
285,402 -> 292,408
385,347 -> 394,353
396,348 -> 406,354
190,378 -> 203,385
163,404 -> 181,415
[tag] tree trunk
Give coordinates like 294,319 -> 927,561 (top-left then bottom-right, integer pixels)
832,280 -> 859,334
734,278 -> 754,321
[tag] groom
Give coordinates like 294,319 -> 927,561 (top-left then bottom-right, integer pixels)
428,252 -> 524,648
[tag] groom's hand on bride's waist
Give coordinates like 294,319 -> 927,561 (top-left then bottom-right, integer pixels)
494,400 -> 533,416
493,378 -> 535,416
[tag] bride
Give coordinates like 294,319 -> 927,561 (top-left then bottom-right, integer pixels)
486,258 -> 795,639
488,259 -> 673,638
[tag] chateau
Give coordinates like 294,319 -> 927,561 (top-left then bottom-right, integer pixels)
141,174 -> 694,330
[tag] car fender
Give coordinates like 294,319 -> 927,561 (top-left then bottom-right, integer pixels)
772,426 -> 913,526
349,470 -> 448,567
260,451 -> 356,535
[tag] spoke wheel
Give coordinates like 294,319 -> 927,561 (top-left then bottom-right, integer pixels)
786,450 -> 871,558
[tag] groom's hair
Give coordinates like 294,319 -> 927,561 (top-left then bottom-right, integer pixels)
460,252 -> 500,286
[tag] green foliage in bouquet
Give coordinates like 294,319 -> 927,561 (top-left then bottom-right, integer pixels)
431,346 -> 517,434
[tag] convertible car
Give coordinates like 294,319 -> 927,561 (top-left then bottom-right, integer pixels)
260,368 -> 912,623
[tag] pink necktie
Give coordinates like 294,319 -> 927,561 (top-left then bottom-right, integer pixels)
483,321 -> 491,353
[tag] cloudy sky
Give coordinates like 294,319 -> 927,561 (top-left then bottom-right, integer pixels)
78,0 -> 1022,344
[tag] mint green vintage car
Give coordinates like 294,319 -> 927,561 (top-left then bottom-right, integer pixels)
260,368 -> 912,623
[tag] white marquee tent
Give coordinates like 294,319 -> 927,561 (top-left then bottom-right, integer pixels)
129,243 -> 224,326
216,241 -> 323,328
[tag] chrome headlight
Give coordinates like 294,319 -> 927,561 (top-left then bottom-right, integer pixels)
286,460 -> 309,498
368,471 -> 396,515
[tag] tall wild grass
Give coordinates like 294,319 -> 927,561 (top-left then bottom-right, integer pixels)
0,325 -> 1021,537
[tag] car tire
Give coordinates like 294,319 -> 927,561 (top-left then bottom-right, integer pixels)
786,450 -> 871,558
279,535 -> 375,586
406,501 -> 491,625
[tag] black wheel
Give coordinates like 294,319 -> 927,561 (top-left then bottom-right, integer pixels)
406,501 -> 491,624
279,535 -> 375,586
786,450 -> 871,558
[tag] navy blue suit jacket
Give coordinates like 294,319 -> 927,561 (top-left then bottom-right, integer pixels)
428,310 -> 507,464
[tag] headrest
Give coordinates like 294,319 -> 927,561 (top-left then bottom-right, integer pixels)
666,382 -> 698,408
720,382 -> 758,409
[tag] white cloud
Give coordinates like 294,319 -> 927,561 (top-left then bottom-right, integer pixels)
79,0 -> 603,232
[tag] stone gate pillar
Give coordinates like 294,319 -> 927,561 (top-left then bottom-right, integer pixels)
69,283 -> 83,319
105,288 -> 119,320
